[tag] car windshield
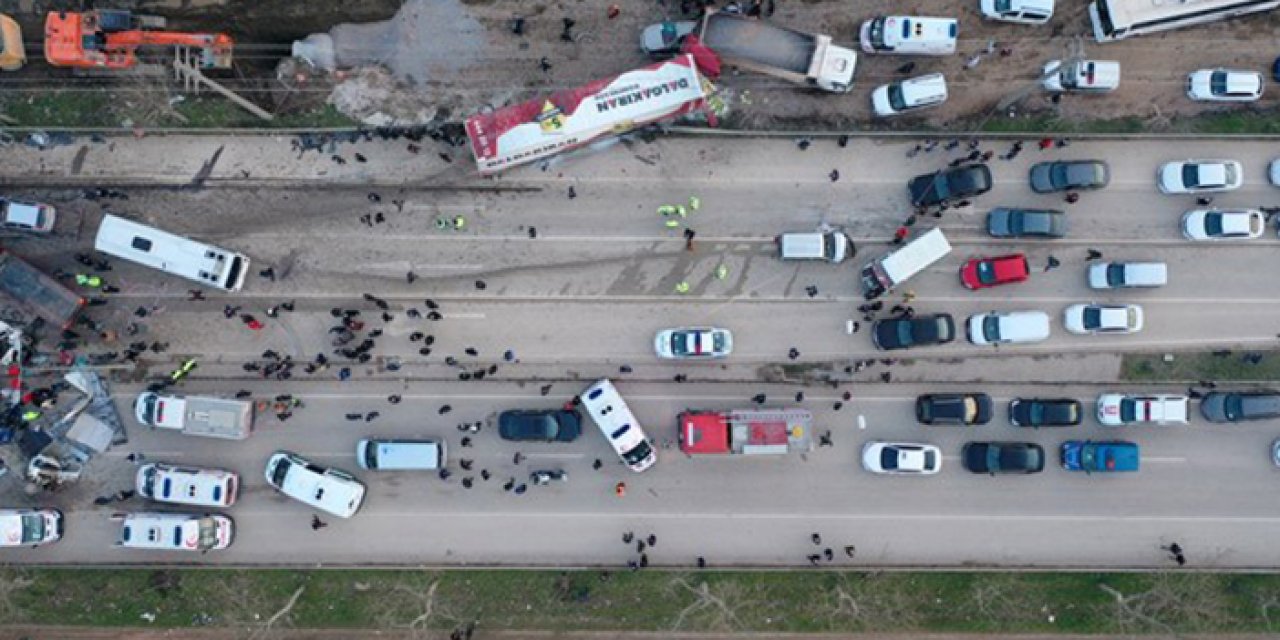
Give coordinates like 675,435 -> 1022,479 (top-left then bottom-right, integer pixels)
868,16 -> 887,47
1224,394 -> 1243,420
995,0 -> 1012,11
535,415 -> 559,439
888,83 -> 908,111
1106,263 -> 1126,286
895,321 -> 915,346
1050,164 -> 1071,187
1118,398 -> 1137,422
140,467 -> 156,496
923,450 -> 937,470
1203,212 -> 1224,236
976,261 -> 997,284
622,439 -> 653,466
661,22 -> 678,43
196,517 -> 220,550
269,457 -> 291,486
879,447 -> 900,470
19,515 -> 44,543
1082,307 -> 1101,329
671,332 -> 701,356
1210,70 -> 1229,94
982,315 -> 1001,341
1182,164 -> 1200,187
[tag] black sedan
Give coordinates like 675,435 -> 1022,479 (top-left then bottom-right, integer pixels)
907,164 -> 992,207
916,393 -> 993,425
962,441 -> 1045,475
1199,391 -> 1280,423
1009,398 -> 1082,427
871,314 -> 955,351
498,409 -> 582,442
1029,160 -> 1110,193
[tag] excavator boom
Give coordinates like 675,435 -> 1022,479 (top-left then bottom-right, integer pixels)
44,11 -> 233,70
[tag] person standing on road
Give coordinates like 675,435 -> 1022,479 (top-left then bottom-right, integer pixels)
683,228 -> 696,251
311,515 -> 327,531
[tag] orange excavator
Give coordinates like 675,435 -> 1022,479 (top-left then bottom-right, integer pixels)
44,10 -> 233,70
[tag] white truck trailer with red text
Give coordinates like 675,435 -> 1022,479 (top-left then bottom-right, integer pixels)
465,54 -> 708,175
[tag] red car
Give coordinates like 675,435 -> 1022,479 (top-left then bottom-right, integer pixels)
959,254 -> 1029,290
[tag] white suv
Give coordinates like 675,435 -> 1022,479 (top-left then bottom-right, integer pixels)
1186,68 -> 1263,102
872,73 -> 948,117
265,451 -> 366,518
980,0 -> 1053,24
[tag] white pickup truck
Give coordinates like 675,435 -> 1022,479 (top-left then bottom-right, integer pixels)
1096,393 -> 1189,426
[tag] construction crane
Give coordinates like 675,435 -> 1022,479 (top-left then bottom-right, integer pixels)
43,10 -> 233,70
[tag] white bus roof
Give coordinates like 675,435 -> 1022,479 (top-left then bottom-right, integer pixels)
880,227 -> 952,281
1091,0 -> 1280,40
94,214 -> 250,291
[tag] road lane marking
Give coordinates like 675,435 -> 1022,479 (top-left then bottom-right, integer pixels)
210,511 -> 1280,523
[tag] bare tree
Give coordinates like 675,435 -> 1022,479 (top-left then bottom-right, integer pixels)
667,575 -> 756,632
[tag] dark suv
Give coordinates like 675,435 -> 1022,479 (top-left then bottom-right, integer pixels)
498,409 -> 583,442
872,314 -> 955,351
1200,391 -> 1280,423
1029,160 -> 1110,193
1009,398 -> 1082,427
908,164 -> 992,206
916,393 -> 993,425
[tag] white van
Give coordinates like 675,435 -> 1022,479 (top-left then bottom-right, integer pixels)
981,0 -> 1054,24
966,311 -> 1051,345
777,230 -> 852,263
1088,262 -> 1167,289
136,463 -> 239,507
94,214 -> 250,291
115,512 -> 234,551
861,228 -> 952,298
579,379 -> 656,473
356,438 -> 445,471
860,16 -> 958,55
872,73 -> 948,117
1043,59 -> 1120,93
264,451 -> 365,518
133,393 -> 253,441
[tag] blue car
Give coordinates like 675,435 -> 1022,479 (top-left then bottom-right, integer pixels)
1060,440 -> 1138,472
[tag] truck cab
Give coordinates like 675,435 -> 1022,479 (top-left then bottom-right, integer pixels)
0,14 -> 24,71
1043,59 -> 1120,93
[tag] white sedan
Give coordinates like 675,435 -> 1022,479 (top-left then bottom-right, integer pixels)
861,441 -> 942,475
1063,303 -> 1143,335
1158,160 -> 1243,194
653,327 -> 733,359
1181,209 -> 1264,241
1186,68 -> 1263,102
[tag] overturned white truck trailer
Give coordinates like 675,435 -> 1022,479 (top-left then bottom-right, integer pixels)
465,54 -> 709,174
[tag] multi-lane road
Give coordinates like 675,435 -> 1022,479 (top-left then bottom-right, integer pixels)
3,134 -> 1280,568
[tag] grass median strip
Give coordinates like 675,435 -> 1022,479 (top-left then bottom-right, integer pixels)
1122,350 -> 1280,382
2,568 -> 1280,634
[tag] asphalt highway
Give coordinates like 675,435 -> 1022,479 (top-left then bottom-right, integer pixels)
2,134 -> 1280,568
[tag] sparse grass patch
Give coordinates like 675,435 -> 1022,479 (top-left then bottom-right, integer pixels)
1122,350 -> 1280,382
3,568 -> 1280,635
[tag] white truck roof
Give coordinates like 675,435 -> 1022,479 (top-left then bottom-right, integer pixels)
134,393 -> 253,440
882,227 -> 951,281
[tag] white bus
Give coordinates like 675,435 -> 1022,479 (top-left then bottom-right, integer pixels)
579,379 -> 656,473
1089,0 -> 1280,42
94,214 -> 250,291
